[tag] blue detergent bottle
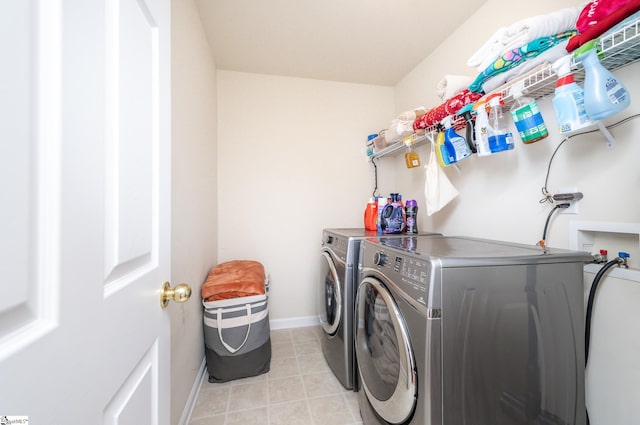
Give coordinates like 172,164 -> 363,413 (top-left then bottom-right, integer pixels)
575,39 -> 630,121
442,116 -> 472,162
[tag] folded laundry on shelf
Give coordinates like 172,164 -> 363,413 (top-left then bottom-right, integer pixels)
435,75 -> 474,101
468,6 -> 581,71
480,40 -> 569,94
385,108 -> 427,144
576,0 -> 637,33
469,31 -> 576,93
412,90 -> 483,131
567,2 -> 640,52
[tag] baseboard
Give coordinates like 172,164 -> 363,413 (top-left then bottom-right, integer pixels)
270,315 -> 319,330
178,356 -> 207,425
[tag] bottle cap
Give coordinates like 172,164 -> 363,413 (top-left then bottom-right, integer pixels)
367,134 -> 378,141
406,199 -> 417,207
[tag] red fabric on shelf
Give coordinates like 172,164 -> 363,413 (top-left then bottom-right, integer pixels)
567,0 -> 640,52
413,90 -> 483,131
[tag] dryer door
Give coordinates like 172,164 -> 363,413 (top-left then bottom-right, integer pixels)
355,276 -> 417,424
318,251 -> 342,336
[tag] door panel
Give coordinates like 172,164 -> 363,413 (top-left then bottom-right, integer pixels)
0,0 -> 60,361
104,0 -> 158,291
0,0 -> 171,423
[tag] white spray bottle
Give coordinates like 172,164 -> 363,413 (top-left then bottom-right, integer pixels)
472,98 -> 493,157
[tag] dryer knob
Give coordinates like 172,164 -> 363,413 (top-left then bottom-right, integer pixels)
373,251 -> 387,266
325,236 -> 334,244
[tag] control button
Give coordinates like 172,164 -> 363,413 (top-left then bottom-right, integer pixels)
325,236 -> 334,244
373,251 -> 387,266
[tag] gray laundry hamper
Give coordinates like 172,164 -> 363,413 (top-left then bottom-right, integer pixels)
201,260 -> 271,383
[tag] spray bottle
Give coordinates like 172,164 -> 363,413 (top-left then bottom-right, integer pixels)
574,39 -> 630,120
551,54 -> 594,134
457,104 -> 477,153
487,94 -> 514,153
434,123 -> 453,167
442,116 -> 472,163
472,98 -> 492,157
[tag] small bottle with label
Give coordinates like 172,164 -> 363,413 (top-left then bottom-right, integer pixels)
405,200 -> 418,234
509,85 -> 548,144
405,145 -> 420,168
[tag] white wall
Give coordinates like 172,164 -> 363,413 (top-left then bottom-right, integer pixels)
170,0 -> 218,423
216,71 -> 394,324
392,1 -> 640,423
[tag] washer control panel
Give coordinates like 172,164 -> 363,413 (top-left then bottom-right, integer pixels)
367,248 -> 432,306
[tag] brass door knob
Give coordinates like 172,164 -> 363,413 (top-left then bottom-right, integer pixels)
160,282 -> 192,309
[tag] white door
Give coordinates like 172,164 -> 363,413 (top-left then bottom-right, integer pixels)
0,0 -> 173,423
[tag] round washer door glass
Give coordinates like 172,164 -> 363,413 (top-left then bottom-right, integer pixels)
318,251 -> 342,335
355,277 -> 416,424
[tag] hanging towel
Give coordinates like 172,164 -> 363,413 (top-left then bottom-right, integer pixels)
424,141 -> 459,216
469,30 -> 577,93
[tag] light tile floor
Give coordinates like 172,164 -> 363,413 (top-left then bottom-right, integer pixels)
190,326 -> 363,425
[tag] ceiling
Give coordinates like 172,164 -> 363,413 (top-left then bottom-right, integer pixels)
194,0 -> 484,86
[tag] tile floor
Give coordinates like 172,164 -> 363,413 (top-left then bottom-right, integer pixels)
190,325 -> 363,425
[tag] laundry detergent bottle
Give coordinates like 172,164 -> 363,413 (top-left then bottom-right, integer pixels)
364,197 -> 378,231
442,116 -> 472,162
551,54 -> 594,134
575,39 -> 630,120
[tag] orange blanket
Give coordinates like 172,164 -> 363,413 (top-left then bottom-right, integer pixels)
201,260 -> 266,301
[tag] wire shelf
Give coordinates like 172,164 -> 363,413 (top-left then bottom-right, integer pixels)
371,15 -> 640,160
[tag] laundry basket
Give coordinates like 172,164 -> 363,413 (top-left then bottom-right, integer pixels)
201,260 -> 271,383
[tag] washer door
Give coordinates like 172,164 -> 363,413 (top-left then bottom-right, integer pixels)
355,276 -> 417,424
318,251 -> 342,336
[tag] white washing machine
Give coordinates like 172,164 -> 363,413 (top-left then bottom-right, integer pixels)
356,235 -> 592,424
318,229 -> 439,391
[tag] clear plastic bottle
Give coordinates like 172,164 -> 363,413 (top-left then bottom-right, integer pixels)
473,99 -> 492,157
487,94 -> 514,153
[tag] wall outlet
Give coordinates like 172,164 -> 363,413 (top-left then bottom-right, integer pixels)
558,187 -> 579,214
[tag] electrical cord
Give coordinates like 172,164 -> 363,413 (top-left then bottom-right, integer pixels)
371,157 -> 380,199
539,113 -> 640,204
538,203 -> 570,250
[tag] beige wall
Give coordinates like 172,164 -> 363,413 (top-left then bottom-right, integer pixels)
170,0 -> 218,423
216,71 -> 394,324
170,0 -> 639,422
392,0 -> 640,422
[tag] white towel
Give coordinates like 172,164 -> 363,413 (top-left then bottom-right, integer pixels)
468,7 -> 581,71
436,75 -> 474,101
